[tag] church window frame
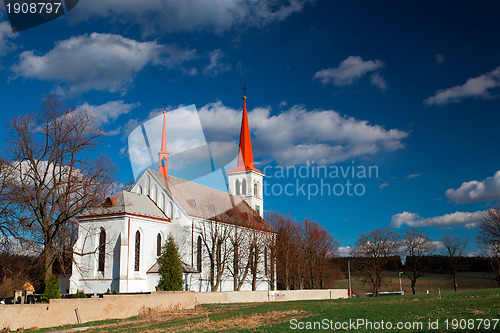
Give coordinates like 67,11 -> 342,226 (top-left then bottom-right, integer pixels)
137,185 -> 143,195
197,236 -> 202,272
168,202 -> 173,218
235,179 -> 240,196
152,184 -> 157,203
254,181 -> 259,198
98,228 -> 106,273
160,192 -> 165,214
157,233 -> 162,257
134,230 -> 141,271
241,179 -> 246,195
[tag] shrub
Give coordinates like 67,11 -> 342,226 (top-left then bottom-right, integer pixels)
42,275 -> 61,302
74,289 -> 87,298
158,235 -> 184,291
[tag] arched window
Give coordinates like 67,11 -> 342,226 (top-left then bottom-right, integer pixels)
98,228 -> 106,272
235,179 -> 240,196
146,176 -> 151,195
160,193 -> 165,213
197,236 -> 202,272
134,231 -> 140,271
137,185 -> 143,195
157,233 -> 162,257
254,182 -> 259,197
241,179 -> 246,195
152,184 -> 157,203
168,202 -> 173,218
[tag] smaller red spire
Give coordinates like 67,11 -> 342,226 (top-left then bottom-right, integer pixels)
228,93 -> 263,175
159,110 -> 169,178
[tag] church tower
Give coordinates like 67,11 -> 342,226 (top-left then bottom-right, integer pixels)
227,88 -> 264,217
159,109 -> 169,178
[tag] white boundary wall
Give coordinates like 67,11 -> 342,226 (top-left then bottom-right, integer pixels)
0,289 -> 347,331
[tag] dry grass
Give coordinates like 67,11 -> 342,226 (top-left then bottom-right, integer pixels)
163,310 -> 307,332
82,306 -> 307,332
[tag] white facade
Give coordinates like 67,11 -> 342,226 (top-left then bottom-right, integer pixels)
70,169 -> 275,294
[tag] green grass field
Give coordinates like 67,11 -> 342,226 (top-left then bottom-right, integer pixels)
32,288 -> 500,332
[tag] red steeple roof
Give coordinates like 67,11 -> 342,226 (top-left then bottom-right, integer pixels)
159,110 -> 169,178
228,94 -> 263,175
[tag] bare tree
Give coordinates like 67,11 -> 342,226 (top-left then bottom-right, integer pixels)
247,227 -> 267,291
198,217 -> 231,291
4,94 -> 116,282
0,158 -> 22,242
266,211 -> 339,290
302,218 -> 338,289
353,228 -> 401,297
403,228 -> 436,294
442,232 -> 468,292
477,208 -> 500,287
226,224 -> 254,291
266,211 -> 296,290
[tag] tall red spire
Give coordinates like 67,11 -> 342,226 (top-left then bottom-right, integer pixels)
159,109 -> 169,178
228,92 -> 263,175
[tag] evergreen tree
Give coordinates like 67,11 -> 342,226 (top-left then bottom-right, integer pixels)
42,275 -> 61,301
158,234 -> 184,291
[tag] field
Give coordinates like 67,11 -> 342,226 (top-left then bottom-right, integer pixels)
333,271 -> 498,296
31,288 -> 500,333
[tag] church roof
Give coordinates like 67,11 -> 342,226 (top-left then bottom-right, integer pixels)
78,190 -> 170,222
149,170 -> 273,232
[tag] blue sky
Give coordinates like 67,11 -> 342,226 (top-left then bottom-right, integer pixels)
1,0 -> 499,255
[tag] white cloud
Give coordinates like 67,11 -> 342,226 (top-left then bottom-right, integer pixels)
406,173 -> 421,180
337,246 -> 353,257
72,0 -> 313,35
197,101 -> 408,166
446,171 -> 500,204
0,21 -> 17,57
391,210 -> 484,229
313,56 -> 385,88
11,33 -> 196,95
74,100 -> 139,126
203,49 -> 231,76
424,66 -> 500,105
370,73 -> 387,91
434,53 -> 445,64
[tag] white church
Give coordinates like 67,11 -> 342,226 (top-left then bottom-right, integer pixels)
69,95 -> 276,293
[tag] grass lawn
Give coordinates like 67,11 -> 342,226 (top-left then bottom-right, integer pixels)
30,288 -> 500,332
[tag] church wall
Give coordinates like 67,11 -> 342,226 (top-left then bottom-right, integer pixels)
71,214 -> 175,294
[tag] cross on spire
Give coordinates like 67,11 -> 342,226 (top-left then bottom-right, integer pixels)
242,84 -> 248,97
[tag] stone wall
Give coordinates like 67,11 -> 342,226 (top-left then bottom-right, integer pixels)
195,289 -> 348,305
0,289 -> 348,331
0,291 -> 195,331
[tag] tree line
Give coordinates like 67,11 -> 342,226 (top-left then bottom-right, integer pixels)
346,219 -> 500,296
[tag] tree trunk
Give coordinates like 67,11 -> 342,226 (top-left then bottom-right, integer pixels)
452,268 -> 458,291
44,235 -> 55,282
233,244 -> 238,291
